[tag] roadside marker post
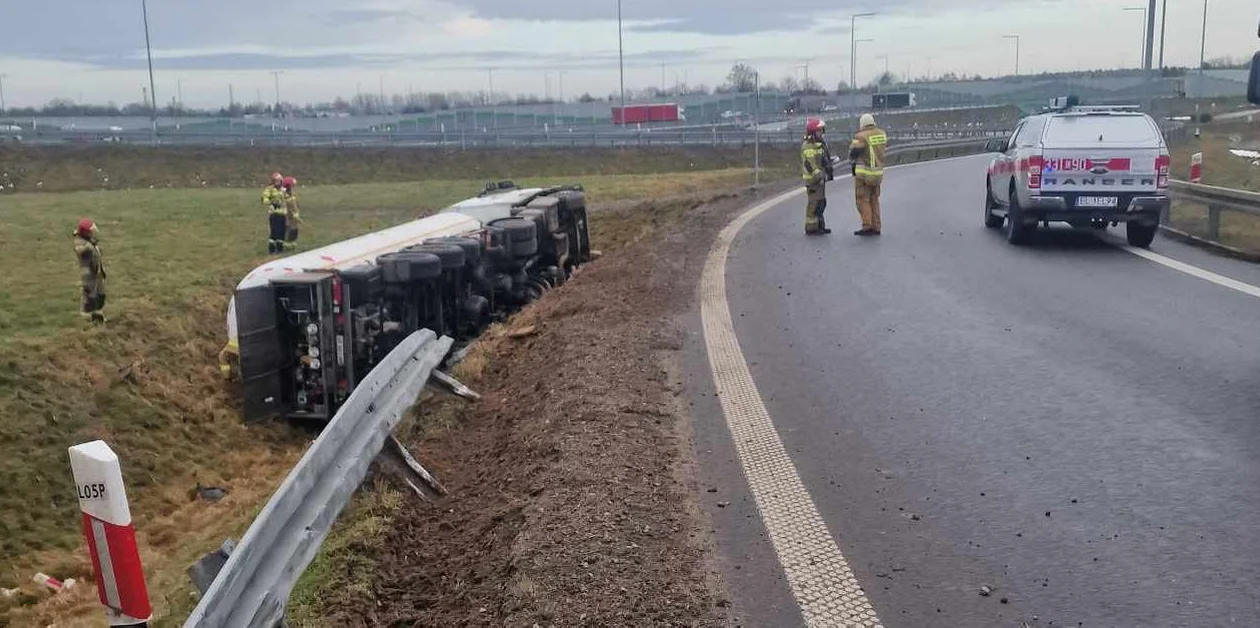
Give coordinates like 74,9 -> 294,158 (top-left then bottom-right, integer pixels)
69,440 -> 152,627
1190,152 -> 1203,183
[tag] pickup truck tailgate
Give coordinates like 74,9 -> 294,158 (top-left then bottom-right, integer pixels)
1041,147 -> 1161,194
1039,113 -> 1165,195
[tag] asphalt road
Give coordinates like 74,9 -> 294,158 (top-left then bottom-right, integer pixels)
685,155 -> 1260,627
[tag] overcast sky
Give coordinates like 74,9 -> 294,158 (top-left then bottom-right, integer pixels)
0,0 -> 1257,108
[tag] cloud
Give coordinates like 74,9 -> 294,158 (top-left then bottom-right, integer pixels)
628,16 -> 797,36
62,46 -> 719,72
455,0 -> 950,34
0,0 -> 459,60
443,16 -> 494,37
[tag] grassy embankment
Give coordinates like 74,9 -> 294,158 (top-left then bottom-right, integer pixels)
1168,121 -> 1260,251
0,144 -> 791,627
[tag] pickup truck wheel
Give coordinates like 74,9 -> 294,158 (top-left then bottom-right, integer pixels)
984,179 -> 1004,229
1126,222 -> 1158,248
1005,187 -> 1034,245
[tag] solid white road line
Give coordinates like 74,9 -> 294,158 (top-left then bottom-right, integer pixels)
1119,243 -> 1260,299
699,185 -> 883,628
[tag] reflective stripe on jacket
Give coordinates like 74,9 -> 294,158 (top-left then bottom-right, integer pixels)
850,126 -> 888,179
801,137 -> 827,186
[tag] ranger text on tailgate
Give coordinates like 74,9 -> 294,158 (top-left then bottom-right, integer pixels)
983,99 -> 1170,247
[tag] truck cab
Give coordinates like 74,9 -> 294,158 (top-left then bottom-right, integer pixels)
984,100 -> 1170,247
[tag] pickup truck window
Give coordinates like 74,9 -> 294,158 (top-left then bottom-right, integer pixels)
1015,116 -> 1047,148
1044,115 -> 1159,146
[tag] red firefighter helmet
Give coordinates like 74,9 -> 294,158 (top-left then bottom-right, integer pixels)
76,218 -> 96,237
282,176 -> 297,189
806,118 -> 826,136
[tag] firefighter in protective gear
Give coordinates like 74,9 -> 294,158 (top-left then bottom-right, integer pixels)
73,219 -> 107,323
801,118 -> 833,235
218,340 -> 238,380
849,113 -> 888,236
262,172 -> 288,254
282,176 -> 302,248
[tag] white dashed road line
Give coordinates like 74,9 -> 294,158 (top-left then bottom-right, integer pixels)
699,183 -> 883,628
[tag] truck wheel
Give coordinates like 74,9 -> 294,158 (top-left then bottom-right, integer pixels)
489,218 -> 538,259
426,236 -> 482,267
1126,222 -> 1158,248
409,243 -> 466,269
984,179 -> 1004,229
1005,187 -> 1034,245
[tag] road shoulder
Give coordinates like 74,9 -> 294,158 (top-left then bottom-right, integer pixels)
300,183 -> 795,626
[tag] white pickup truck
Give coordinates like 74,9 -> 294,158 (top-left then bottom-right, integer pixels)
983,104 -> 1171,247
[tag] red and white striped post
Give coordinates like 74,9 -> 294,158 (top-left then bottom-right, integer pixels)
68,441 -> 152,627
1190,152 -> 1203,184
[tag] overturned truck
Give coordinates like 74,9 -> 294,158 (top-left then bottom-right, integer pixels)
225,183 -> 591,422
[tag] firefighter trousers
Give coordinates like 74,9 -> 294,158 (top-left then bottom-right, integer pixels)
269,213 -> 288,253
855,176 -> 883,232
80,287 -> 106,317
805,184 -> 828,233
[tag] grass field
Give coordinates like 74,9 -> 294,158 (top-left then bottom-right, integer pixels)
0,163 -> 778,626
0,144 -> 799,194
1170,123 -> 1260,191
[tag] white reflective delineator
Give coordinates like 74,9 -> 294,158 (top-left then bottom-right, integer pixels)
69,441 -> 152,626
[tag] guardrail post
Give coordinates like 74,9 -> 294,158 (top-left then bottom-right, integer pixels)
69,441 -> 152,627
1208,203 -> 1222,242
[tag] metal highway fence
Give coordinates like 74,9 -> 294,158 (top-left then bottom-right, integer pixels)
2,126 -> 1012,149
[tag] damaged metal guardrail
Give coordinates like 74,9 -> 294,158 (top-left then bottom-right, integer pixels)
1164,180 -> 1260,257
179,138 -> 996,627
184,329 -> 455,628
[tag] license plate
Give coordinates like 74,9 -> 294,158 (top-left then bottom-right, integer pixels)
1076,196 -> 1118,208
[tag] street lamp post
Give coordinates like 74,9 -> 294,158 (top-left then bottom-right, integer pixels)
854,38 -> 873,89
141,0 -> 158,131
851,12 -> 877,95
1198,0 -> 1209,98
1123,7 -> 1148,70
754,70 -> 760,190
488,68 -> 496,130
617,0 -> 625,110
1003,35 -> 1021,76
557,70 -> 567,126
1158,0 -> 1169,70
270,70 -> 283,113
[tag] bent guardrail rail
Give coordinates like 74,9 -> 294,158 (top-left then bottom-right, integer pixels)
1165,180 -> 1260,257
184,329 -> 454,628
